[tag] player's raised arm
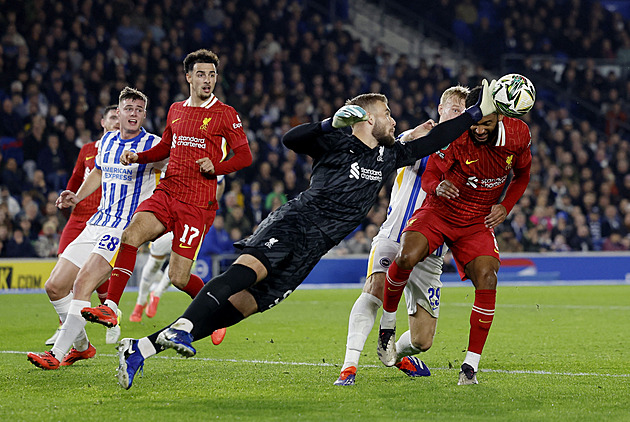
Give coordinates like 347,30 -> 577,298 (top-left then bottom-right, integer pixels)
398,79 -> 497,165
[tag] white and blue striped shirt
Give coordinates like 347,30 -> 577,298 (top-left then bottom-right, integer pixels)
88,128 -> 167,229
377,133 -> 447,258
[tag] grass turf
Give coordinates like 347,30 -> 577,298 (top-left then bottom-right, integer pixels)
1,285 -> 629,421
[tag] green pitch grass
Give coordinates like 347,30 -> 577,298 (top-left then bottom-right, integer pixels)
1,285 -> 629,421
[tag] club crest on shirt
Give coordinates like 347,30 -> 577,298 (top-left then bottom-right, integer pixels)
265,237 -> 278,248
377,146 -> 384,162
200,117 -> 212,131
505,154 -> 514,170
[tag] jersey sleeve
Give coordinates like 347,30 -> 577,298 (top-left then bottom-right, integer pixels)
394,113 -> 473,168
421,155 -> 444,194
281,121 -> 330,158
66,144 -> 88,192
212,107 -> 253,175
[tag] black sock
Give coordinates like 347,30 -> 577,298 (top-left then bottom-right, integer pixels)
147,300 -> 248,353
191,301 -> 246,340
180,263 -> 257,325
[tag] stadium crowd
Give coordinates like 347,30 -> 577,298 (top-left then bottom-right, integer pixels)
0,0 -> 629,261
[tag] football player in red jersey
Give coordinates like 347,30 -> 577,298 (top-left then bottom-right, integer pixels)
81,49 -> 252,328
45,105 -> 121,346
378,84 -> 532,385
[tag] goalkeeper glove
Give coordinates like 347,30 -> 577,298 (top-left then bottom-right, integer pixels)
465,79 -> 497,122
332,105 -> 368,128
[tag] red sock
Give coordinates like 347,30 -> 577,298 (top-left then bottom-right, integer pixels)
181,273 -> 205,298
382,260 -> 412,313
96,281 -> 109,304
467,289 -> 497,354
107,243 -> 139,305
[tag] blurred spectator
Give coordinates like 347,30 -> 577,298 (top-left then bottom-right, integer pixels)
265,180 -> 288,211
0,185 -> 20,218
34,219 -> 60,258
224,206 -> 252,237
5,228 -> 37,257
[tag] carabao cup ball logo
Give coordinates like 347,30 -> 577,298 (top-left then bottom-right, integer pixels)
492,74 -> 536,117
380,257 -> 392,268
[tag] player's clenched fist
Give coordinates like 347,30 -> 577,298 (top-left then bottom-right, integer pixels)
120,150 -> 138,165
332,105 -> 368,128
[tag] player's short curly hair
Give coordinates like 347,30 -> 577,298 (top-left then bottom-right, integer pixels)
119,86 -> 148,108
183,49 -> 220,74
345,93 -> 388,110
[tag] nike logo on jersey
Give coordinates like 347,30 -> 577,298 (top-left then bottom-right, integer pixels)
494,248 -> 499,254
178,243 -> 192,249
465,159 -> 479,165
172,118 -> 182,124
85,155 -> 95,161
479,319 -> 493,324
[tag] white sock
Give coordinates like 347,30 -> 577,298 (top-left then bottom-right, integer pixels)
138,337 -> 157,358
152,265 -> 171,298
396,330 -> 421,361
104,299 -> 118,315
51,299 -> 90,359
138,256 -> 166,305
380,310 -> 397,330
342,293 -> 382,370
171,318 -> 193,333
50,292 -> 73,324
463,351 -> 481,372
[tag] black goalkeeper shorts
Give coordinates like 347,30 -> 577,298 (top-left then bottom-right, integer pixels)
235,208 -> 335,312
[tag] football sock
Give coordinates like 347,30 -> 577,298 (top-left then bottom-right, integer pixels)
51,299 -> 90,359
153,266 -> 171,298
180,263 -> 257,327
380,310 -> 397,330
180,274 -> 205,298
147,301 -> 245,353
382,260 -> 412,313
138,337 -> 157,358
463,351 -> 481,372
107,243 -> 139,305
467,289 -> 496,356
343,292 -> 382,370
396,330 -> 421,361
138,255 -> 165,305
96,281 -> 109,304
50,292 -> 73,324
104,299 -> 118,315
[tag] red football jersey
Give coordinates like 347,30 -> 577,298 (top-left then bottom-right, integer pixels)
66,141 -> 101,221
422,117 -> 532,224
150,95 -> 249,210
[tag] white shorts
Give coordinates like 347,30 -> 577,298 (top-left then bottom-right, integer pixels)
366,237 -> 443,318
149,232 -> 174,256
60,224 -> 124,268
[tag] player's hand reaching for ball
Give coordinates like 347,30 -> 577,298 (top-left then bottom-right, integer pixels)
399,120 -> 437,142
464,79 -> 498,121
196,157 -> 215,174
332,105 -> 368,128
436,180 -> 459,199
120,150 -> 138,165
485,204 -> 507,228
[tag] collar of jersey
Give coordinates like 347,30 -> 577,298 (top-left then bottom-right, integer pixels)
117,127 -> 146,143
183,94 -> 217,109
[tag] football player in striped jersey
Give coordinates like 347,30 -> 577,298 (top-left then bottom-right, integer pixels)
28,87 -> 165,370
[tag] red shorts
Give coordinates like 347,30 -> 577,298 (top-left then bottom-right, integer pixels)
58,214 -> 88,255
403,208 -> 500,281
135,189 -> 216,260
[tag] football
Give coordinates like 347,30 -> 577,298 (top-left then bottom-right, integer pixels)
492,73 -> 536,117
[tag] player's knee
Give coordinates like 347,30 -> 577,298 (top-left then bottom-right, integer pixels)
397,249 -> 421,270
476,268 -> 498,289
411,335 -> 433,352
